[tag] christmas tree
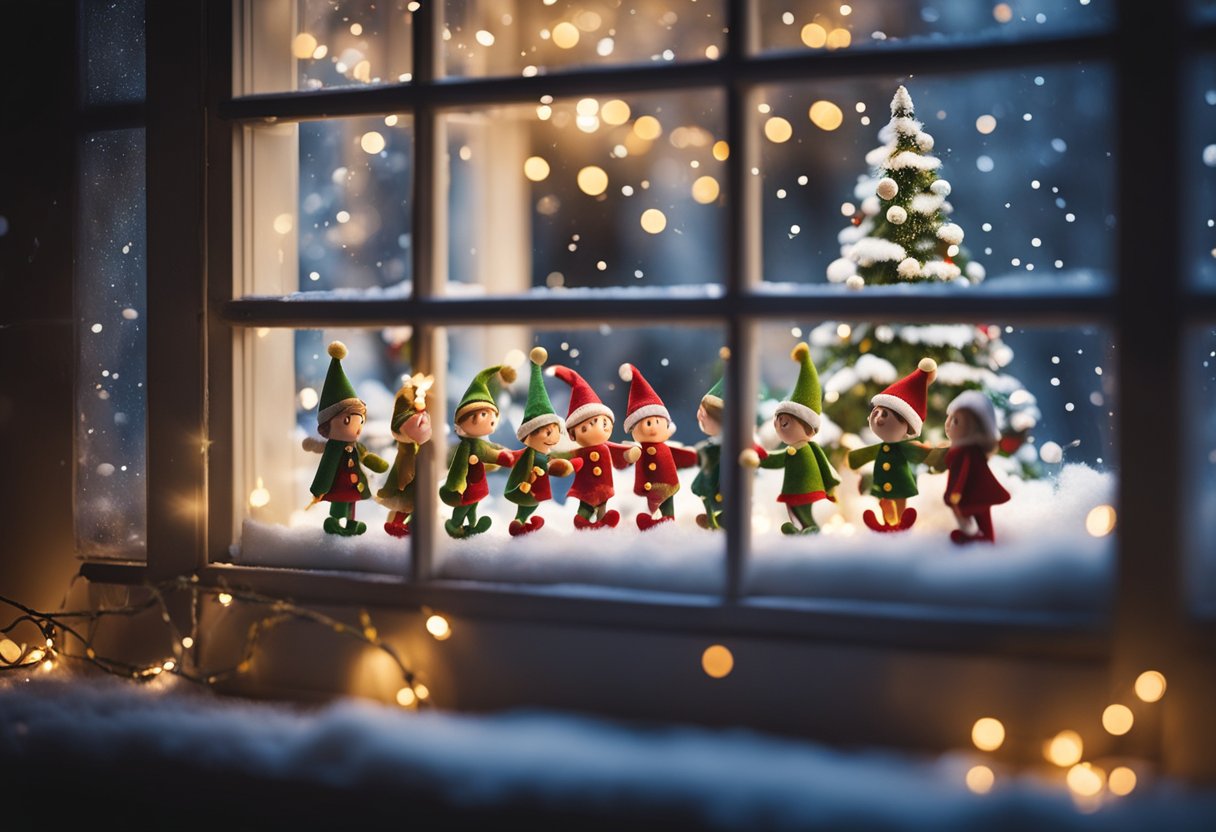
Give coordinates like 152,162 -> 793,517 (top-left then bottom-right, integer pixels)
827,85 -> 985,289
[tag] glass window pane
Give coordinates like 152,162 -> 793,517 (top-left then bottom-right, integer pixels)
77,129 -> 147,558
1190,54 -> 1216,290
756,0 -> 1113,54
239,116 -> 414,297
241,0 -> 413,95
443,0 -> 725,78
444,89 -> 726,296
1187,325 -> 1216,616
745,320 -> 1117,614
83,0 -> 145,105
757,66 -> 1114,293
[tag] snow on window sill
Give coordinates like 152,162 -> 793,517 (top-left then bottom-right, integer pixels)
756,268 -> 1110,297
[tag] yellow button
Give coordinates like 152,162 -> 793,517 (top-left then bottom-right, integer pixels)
356,482 -> 364,492
347,458 -> 355,468
787,446 -> 797,455
345,444 -> 354,452
644,482 -> 653,491
593,466 -> 603,476
647,446 -> 657,456
648,463 -> 657,471
882,462 -> 891,471
349,473 -> 358,484
882,482 -> 893,492
882,444 -> 890,452
714,493 -> 723,503
533,466 -> 544,477
590,451 -> 600,462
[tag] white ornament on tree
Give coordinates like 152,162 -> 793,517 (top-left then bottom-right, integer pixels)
897,257 -> 921,279
827,257 -> 858,284
930,179 -> 952,197
845,275 -> 865,290
876,177 -> 899,200
938,223 -> 964,245
886,206 -> 908,225
916,132 -> 935,152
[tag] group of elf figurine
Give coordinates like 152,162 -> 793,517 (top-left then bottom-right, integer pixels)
305,340 -> 1009,545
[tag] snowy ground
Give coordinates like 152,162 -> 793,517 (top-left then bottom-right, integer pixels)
234,461 -> 1113,615
1,675 -> 1212,830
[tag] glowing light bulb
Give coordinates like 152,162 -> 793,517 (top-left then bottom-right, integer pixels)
217,592 -> 233,607
360,131 -> 386,154
1108,766 -> 1137,796
163,660 -> 176,671
1043,730 -> 1084,767
292,33 -> 318,59
396,687 -> 417,707
971,717 -> 1005,752
249,478 -> 271,508
1086,505 -> 1116,537
601,99 -> 631,125
426,615 -> 452,641
1066,763 -> 1105,797
524,156 -> 550,182
640,208 -> 667,234
414,684 -> 430,700
475,30 -> 495,46
0,639 -> 22,664
552,21 -> 579,48
633,115 -> 662,141
1102,704 -> 1134,736
1134,670 -> 1166,703
701,644 -> 733,678
764,116 -> 792,143
965,765 -> 994,794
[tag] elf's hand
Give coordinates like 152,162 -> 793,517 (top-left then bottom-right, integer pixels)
548,458 -> 574,477
949,492 -> 961,505
624,446 -> 642,464
738,448 -> 760,469
518,482 -> 531,495
497,451 -> 512,467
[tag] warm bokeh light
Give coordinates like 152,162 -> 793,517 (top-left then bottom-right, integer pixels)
809,100 -> 844,131
524,156 -> 551,182
712,140 -> 730,161
691,176 -> 720,204
1134,670 -> 1167,703
1102,704 -> 1134,736
1044,730 -> 1084,767
701,644 -> 733,678
576,97 -> 599,116
826,28 -> 851,49
0,638 -> 20,664
181,636 -> 194,649
801,23 -> 827,48
965,765 -> 995,794
971,717 -> 1005,752
1066,763 -> 1105,797
640,208 -> 667,234
396,686 -> 417,707
601,99 -> 631,125
426,614 -> 452,641
272,213 -> 293,235
298,387 -> 319,411
292,32 -> 318,59
577,165 -> 609,196
836,323 -> 852,339
360,131 -> 386,154
552,22 -> 580,49
994,3 -> 1014,24
414,683 -> 430,700
764,116 -> 793,143
475,30 -> 495,47
976,115 -> 997,134
248,478 -> 271,509
633,115 -> 662,141
1085,505 -> 1116,537
1108,766 -> 1137,796
217,592 -> 233,606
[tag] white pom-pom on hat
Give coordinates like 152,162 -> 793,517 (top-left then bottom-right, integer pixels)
530,346 -> 548,365
499,365 -> 517,385
619,363 -> 634,382
327,341 -> 348,360
918,357 -> 938,384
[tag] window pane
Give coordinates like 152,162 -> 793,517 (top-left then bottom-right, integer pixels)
756,0 -> 1112,54
77,129 -> 147,558
436,324 -> 727,596
230,327 -> 421,574
444,90 -> 726,295
239,116 -> 414,297
1187,326 -> 1216,616
757,66 -> 1114,293
240,0 -> 413,95
745,321 -> 1117,615
443,0 -> 725,78
83,0 -> 145,104
1190,54 -> 1216,290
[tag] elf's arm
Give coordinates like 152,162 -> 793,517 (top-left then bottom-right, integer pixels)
948,451 -> 972,506
504,448 -> 535,496
758,449 -> 789,470
545,448 -> 583,474
358,443 -> 389,474
812,443 -> 841,499
846,443 -> 879,470
309,441 -> 342,497
901,441 -> 933,465
474,438 -> 507,471
496,447 -> 525,468
443,440 -> 471,494
670,444 -> 699,469
607,442 -> 633,468
924,445 -> 949,473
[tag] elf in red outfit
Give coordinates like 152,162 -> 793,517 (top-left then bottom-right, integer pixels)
937,390 -> 1011,544
618,363 -> 698,531
547,364 -> 632,529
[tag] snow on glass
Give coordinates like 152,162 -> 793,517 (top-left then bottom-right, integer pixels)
1186,329 -> 1216,617
1191,60 -> 1216,289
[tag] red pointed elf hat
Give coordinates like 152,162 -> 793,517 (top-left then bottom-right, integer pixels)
870,357 -> 937,437
618,363 -> 671,433
547,364 -> 614,431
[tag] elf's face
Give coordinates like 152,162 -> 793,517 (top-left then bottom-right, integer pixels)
329,409 -> 365,443
696,405 -> 721,437
774,413 -> 814,445
397,411 -> 432,445
525,421 -> 562,452
945,408 -> 975,442
461,407 -> 498,438
631,416 -> 673,444
869,405 -> 910,442
571,414 -> 613,446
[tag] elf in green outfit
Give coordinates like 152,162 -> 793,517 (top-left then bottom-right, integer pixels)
495,347 -> 576,537
440,359 -> 516,539
305,341 -> 390,536
739,343 -> 839,535
375,372 -> 434,538
846,357 -> 938,533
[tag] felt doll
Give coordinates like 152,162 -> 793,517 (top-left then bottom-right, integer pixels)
739,343 -> 839,535
845,358 -> 939,533
304,341 -> 389,536
375,372 -> 434,538
495,348 -> 576,537
936,389 -> 1011,544
546,363 -> 632,529
439,359 -> 516,538
618,363 -> 698,531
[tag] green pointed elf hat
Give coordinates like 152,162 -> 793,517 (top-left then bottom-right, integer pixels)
773,342 -> 822,430
454,360 -> 517,423
516,347 -> 564,440
700,346 -> 730,412
317,341 -> 365,426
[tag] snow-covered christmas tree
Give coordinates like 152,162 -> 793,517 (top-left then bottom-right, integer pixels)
827,85 -> 985,289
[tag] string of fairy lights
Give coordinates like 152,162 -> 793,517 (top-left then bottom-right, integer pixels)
0,573 -> 438,710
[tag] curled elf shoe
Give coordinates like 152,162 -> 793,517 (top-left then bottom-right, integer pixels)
508,520 -> 527,537
950,529 -> 993,545
323,517 -> 343,535
468,515 -> 493,536
780,521 -> 801,536
637,514 -> 674,531
600,510 -> 620,528
345,520 -> 367,536
573,515 -> 594,530
444,519 -> 466,539
695,513 -> 723,531
383,520 -> 411,538
528,516 -> 545,532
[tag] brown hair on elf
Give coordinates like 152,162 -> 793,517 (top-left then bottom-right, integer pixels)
317,401 -> 367,438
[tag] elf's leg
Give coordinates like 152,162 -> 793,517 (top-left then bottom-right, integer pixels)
324,501 -> 346,535
342,501 -> 365,535
510,504 -> 538,536
974,508 -> 995,542
468,502 -> 493,535
699,497 -> 721,530
880,498 -> 900,527
791,502 -> 819,534
660,496 -> 676,520
574,500 -> 596,529
445,504 -> 473,538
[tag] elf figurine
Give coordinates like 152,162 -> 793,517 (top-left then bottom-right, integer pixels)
618,363 -> 698,530
547,363 -> 632,529
936,389 -> 1010,545
375,372 -> 434,538
304,341 -> 390,536
739,343 -> 839,535
440,359 -> 516,539
495,347 -> 575,537
846,357 -> 938,533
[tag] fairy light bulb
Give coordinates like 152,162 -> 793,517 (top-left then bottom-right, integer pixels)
396,687 -> 417,707
1108,766 -> 1137,796
1134,670 -> 1166,703
249,478 -> 271,508
1066,763 -> 1105,797
217,592 -> 234,607
414,684 -> 430,700
701,645 -> 733,678
1043,730 -> 1084,767
1102,704 -> 1134,736
965,765 -> 994,794
971,718 -> 1005,752
426,615 -> 451,641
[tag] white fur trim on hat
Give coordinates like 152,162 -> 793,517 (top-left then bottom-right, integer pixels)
516,412 -> 565,442
623,403 -> 670,434
317,397 -> 365,427
773,401 -> 821,431
870,393 -> 923,438
565,402 -> 614,431
947,390 -> 1000,442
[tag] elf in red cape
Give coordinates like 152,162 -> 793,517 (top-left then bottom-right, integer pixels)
546,363 -> 632,530
618,363 -> 698,531
846,358 -> 939,533
936,389 -> 1011,544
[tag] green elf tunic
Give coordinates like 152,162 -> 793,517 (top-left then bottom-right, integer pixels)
501,447 -> 554,507
691,438 -> 721,504
375,441 -> 419,513
759,441 -> 839,505
846,441 -> 932,500
440,437 -> 503,507
311,440 -> 387,503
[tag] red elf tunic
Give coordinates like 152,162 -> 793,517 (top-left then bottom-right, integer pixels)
634,441 -> 698,512
566,442 -> 632,506
943,445 -> 1011,512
